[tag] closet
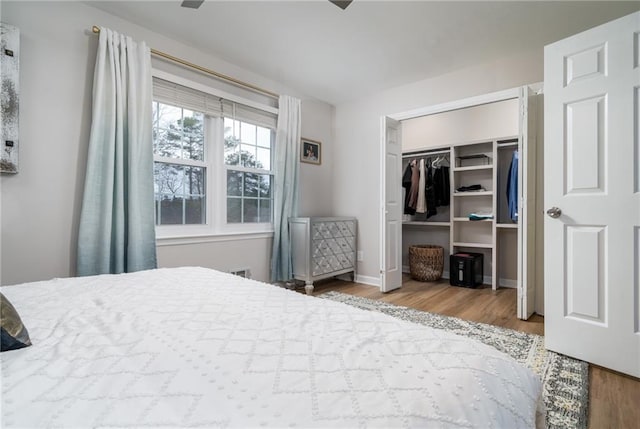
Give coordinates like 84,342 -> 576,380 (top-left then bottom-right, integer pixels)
385,86 -> 539,319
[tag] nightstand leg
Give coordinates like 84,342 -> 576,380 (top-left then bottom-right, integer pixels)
304,281 -> 314,295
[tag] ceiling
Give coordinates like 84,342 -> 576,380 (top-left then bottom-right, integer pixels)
88,1 -> 640,105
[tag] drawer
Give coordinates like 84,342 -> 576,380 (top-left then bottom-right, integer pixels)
335,237 -> 354,253
336,221 -> 356,237
337,253 -> 354,269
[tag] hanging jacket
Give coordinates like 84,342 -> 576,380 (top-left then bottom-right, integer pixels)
433,166 -> 450,206
426,165 -> 437,218
416,159 -> 427,213
507,150 -> 519,222
402,161 -> 416,215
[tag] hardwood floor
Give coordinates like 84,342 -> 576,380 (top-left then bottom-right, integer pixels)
306,275 -> 640,429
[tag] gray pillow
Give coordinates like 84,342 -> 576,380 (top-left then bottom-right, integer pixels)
1,292 -> 32,352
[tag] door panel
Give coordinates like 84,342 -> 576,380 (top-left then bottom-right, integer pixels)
544,11 -> 640,377
565,225 -> 606,324
380,116 -> 402,292
565,96 -> 606,193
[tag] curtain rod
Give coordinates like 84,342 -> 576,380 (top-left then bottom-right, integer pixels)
91,26 -> 279,100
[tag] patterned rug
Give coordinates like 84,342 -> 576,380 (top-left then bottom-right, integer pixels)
319,291 -> 589,429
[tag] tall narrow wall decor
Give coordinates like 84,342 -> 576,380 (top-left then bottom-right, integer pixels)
1,23 -> 19,174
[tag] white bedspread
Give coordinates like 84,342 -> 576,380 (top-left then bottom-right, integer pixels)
1,267 -> 541,428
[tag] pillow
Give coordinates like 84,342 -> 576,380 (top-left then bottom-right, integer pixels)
1,292 -> 32,352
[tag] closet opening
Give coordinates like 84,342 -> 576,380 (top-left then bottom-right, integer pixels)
381,86 -> 541,320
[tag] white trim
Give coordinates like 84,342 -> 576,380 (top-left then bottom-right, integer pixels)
156,231 -> 273,247
401,265 -> 516,288
152,69 -> 279,115
389,87 -> 521,121
355,274 -> 381,287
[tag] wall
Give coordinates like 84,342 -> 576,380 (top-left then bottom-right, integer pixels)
0,1 -> 334,285
333,48 -> 543,287
402,98 -> 519,151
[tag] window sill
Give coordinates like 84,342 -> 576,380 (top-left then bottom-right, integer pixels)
156,230 -> 274,246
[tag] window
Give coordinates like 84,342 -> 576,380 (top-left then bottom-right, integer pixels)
224,118 -> 273,224
151,76 -> 277,236
153,102 -> 206,225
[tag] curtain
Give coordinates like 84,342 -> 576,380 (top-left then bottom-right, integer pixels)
270,95 -> 301,282
77,28 -> 157,276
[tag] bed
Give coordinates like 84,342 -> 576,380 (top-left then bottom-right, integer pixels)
1,267 -> 543,428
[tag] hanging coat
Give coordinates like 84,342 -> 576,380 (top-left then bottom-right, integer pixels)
402,161 -> 416,215
506,150 -> 519,222
426,165 -> 438,218
416,159 -> 427,213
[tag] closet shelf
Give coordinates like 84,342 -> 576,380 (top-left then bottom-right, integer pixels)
452,165 -> 493,172
453,217 -> 492,222
452,242 -> 494,249
496,223 -> 518,229
453,191 -> 493,197
403,221 -> 450,227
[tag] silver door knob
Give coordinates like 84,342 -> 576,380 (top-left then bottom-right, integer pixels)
547,207 -> 562,218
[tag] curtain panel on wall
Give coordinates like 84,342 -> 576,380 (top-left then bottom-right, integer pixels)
77,28 -> 157,276
270,95 -> 301,282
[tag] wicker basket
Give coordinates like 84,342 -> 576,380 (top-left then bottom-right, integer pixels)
409,245 -> 444,282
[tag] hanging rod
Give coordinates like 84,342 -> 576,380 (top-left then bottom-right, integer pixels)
91,25 -> 279,100
402,149 -> 450,159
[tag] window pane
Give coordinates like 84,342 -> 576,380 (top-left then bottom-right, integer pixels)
240,122 -> 256,145
182,111 -> 204,161
227,170 -> 242,196
227,198 -> 242,223
185,196 -> 205,224
259,175 -> 271,198
244,173 -> 259,197
158,104 -> 182,130
259,199 -> 272,223
154,162 -> 206,225
224,118 -> 240,166
159,196 -> 183,225
185,166 -> 205,196
257,147 -> 271,170
243,198 -> 258,223
240,144 -> 257,168
155,163 -> 184,196
257,126 -> 271,147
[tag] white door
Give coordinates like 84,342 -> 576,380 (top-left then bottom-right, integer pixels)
517,86 -> 538,319
380,116 -> 402,292
544,11 -> 640,377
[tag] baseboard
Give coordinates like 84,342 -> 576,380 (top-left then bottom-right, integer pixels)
355,274 -> 381,287
402,265 -> 516,288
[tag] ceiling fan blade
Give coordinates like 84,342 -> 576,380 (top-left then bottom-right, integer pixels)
329,0 -> 353,10
181,0 -> 204,9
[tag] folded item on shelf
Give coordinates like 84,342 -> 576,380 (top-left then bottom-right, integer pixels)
456,184 -> 483,192
468,213 -> 494,221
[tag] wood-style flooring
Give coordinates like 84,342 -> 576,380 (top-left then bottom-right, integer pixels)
305,275 -> 640,429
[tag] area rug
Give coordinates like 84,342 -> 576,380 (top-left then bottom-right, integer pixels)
319,291 -> 589,429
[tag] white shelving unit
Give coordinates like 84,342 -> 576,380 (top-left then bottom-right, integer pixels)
402,136 -> 526,290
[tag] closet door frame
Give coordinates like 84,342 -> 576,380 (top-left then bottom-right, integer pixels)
383,85 -> 541,318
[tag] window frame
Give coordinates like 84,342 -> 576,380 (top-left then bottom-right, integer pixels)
151,70 -> 278,241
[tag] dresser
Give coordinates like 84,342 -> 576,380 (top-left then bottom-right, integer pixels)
289,217 -> 357,294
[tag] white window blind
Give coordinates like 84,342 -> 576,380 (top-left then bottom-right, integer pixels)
153,77 -> 277,129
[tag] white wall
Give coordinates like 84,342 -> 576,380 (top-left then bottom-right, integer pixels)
333,48 -> 543,285
0,1 -> 334,285
402,98 -> 519,151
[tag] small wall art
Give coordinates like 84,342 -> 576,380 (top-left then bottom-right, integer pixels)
300,138 -> 321,165
1,22 -> 19,174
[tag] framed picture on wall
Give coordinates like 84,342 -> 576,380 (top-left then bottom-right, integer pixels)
300,138 -> 321,165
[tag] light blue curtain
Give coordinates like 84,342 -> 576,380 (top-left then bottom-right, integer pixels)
77,28 -> 157,276
270,95 -> 301,282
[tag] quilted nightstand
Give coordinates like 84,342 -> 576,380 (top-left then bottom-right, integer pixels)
289,217 -> 357,294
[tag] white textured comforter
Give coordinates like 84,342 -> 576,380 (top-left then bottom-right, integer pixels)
1,267 -> 542,428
